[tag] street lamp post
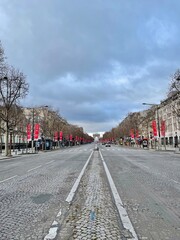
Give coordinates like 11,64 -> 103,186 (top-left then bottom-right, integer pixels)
43,105 -> 48,151
59,121 -> 67,148
0,111 -> 2,153
31,105 -> 48,152
31,108 -> 35,153
0,134 -> 2,154
0,76 -> 8,155
142,103 -> 161,149
9,128 -> 13,156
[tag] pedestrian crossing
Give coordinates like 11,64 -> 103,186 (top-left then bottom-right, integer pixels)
61,147 -> 129,153
101,148 -> 127,151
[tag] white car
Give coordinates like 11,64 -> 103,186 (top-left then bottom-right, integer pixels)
105,143 -> 111,147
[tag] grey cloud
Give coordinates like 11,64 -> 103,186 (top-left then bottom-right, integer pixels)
2,0 -> 179,78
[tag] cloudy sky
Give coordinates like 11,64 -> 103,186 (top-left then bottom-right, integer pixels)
0,0 -> 180,134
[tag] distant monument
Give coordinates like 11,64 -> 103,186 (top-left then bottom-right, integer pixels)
93,133 -> 100,142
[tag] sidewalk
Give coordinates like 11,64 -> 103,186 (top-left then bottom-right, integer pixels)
123,144 -> 180,153
0,146 -> 66,160
147,145 -> 180,154
0,148 -> 40,160
150,145 -> 175,151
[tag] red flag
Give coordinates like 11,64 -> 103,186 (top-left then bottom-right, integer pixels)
54,131 -> 58,141
69,134 -> 73,141
152,120 -> 157,137
161,120 -> 166,137
60,131 -> 63,141
136,130 -> 139,138
34,124 -> 40,140
27,124 -> 31,141
130,129 -> 134,138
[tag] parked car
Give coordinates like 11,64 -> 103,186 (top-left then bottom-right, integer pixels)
105,143 -> 111,147
142,139 -> 148,148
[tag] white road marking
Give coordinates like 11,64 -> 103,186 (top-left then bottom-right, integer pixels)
27,165 -> 41,172
99,150 -> 139,240
45,160 -> 55,165
44,152 -> 94,239
44,220 -> 59,240
0,175 -> 18,184
137,163 -> 149,169
56,209 -> 62,217
66,151 -> 93,204
171,179 -> 180,184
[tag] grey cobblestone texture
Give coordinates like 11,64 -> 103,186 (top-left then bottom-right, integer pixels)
59,151 -> 123,239
0,160 -> 80,240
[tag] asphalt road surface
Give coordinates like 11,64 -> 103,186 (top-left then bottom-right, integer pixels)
101,145 -> 180,240
0,144 -> 179,240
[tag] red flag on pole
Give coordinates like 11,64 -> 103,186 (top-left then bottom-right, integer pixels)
136,130 -> 139,138
152,120 -> 157,137
161,120 -> 166,137
60,131 -> 63,141
27,124 -> 31,141
130,129 -> 134,138
34,124 -> 40,140
69,134 -> 73,141
54,131 -> 58,141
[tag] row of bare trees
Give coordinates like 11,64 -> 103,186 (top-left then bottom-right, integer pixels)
0,42 -> 93,155
103,69 -> 180,142
0,42 -> 29,155
169,69 -> 180,118
31,106 -> 91,143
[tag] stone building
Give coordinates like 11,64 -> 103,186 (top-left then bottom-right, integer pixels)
158,92 -> 180,145
116,92 -> 179,147
139,92 -> 179,146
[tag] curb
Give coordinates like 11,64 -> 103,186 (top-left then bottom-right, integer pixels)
118,145 -> 176,152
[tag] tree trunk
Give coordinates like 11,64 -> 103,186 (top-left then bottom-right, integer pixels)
5,124 -> 9,156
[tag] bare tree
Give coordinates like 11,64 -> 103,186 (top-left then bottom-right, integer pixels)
169,69 -> 180,93
0,41 -> 6,70
168,70 -> 180,127
11,106 -> 27,149
0,65 -> 29,155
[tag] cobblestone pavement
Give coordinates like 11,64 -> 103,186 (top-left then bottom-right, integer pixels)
0,150 -> 90,240
58,151 -> 126,240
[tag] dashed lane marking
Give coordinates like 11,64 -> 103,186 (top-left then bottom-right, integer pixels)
171,179 -> 180,184
44,205 -> 62,239
137,163 -> 149,169
0,175 -> 18,184
27,165 -> 41,172
44,220 -> 59,240
45,160 -> 55,165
